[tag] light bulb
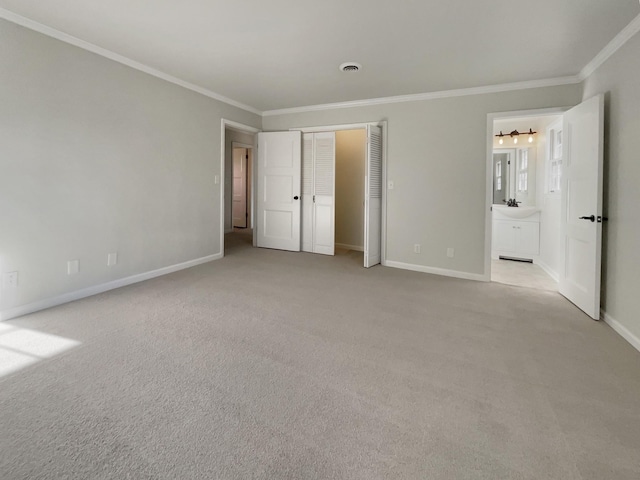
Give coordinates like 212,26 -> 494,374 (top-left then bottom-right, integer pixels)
528,135 -> 534,143
499,138 -> 503,145
513,137 -> 518,144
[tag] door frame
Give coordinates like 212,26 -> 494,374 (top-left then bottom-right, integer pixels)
484,107 -> 568,282
289,121 -> 388,265
220,119 -> 260,256
231,141 -> 254,230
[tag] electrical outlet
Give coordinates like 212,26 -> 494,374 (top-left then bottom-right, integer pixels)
214,175 -> 220,184
107,253 -> 117,267
3,271 -> 18,288
447,247 -> 455,258
388,180 -> 394,190
414,244 -> 421,254
67,260 -> 79,275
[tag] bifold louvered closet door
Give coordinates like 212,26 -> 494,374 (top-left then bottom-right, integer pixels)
364,125 -> 382,267
302,132 -> 335,255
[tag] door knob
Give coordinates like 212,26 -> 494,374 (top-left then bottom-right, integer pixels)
579,215 -> 595,222
293,196 -> 299,200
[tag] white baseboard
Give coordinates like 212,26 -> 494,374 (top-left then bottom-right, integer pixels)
385,260 -> 485,282
601,310 -> 640,353
335,243 -> 364,252
535,259 -> 559,282
0,252 -> 223,322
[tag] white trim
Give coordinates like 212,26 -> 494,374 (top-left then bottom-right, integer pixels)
386,260 -> 485,282
263,76 -> 580,116
535,259 -> 560,283
4,5 -> 640,117
0,7 -> 262,116
335,243 -> 364,252
380,121 -> 388,267
601,310 -> 640,354
580,13 -> 640,80
224,120 -> 260,135
0,254 -> 222,322
290,123 -> 378,133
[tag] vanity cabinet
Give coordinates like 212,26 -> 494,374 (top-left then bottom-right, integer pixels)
492,209 -> 540,260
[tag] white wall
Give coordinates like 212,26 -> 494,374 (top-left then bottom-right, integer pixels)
582,30 -> 640,343
0,20 -> 261,316
335,130 -> 366,249
264,84 -> 582,277
225,130 -> 255,232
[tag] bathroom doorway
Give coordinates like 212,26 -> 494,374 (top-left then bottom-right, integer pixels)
488,111 -> 563,292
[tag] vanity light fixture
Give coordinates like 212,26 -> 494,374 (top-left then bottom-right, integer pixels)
495,129 -> 537,145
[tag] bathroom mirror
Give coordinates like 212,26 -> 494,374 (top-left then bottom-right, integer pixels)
493,147 -> 535,206
492,149 -> 515,205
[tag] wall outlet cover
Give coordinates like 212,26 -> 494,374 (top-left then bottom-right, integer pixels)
107,253 -> 117,267
447,248 -> 455,258
67,260 -> 79,275
3,271 -> 18,288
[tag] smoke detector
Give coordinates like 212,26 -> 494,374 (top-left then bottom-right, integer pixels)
339,62 -> 362,72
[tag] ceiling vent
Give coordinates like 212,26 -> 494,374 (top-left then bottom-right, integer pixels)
339,62 -> 362,72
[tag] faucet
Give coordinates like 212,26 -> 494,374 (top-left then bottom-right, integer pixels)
506,198 -> 521,207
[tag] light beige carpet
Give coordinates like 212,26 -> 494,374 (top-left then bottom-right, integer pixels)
1,232 -> 639,479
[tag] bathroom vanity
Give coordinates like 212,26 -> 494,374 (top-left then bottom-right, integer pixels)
491,205 -> 540,261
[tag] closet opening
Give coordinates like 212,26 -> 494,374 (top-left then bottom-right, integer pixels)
334,129 -> 366,262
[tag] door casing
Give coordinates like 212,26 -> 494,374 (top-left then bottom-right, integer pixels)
291,122 -> 388,266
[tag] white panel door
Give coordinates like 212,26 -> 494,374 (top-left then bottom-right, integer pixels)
364,125 -> 382,268
257,132 -> 302,251
559,94 -> 604,319
312,132 -> 335,255
232,148 -> 247,228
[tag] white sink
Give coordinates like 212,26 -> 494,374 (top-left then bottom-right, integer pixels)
493,205 -> 540,219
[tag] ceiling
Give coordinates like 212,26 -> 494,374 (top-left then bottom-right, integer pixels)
1,1 -> 639,112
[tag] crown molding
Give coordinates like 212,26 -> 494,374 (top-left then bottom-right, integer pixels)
0,8 -> 263,116
262,76 -> 581,116
3,6 -> 639,118
580,12 -> 640,80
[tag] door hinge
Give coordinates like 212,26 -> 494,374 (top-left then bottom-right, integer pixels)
313,195 -> 316,203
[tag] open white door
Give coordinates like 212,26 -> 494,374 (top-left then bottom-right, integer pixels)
232,148 -> 247,228
256,132 -> 302,251
559,94 -> 604,319
364,125 -> 382,268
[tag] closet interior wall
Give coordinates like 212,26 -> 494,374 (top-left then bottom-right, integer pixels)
335,129 -> 366,251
